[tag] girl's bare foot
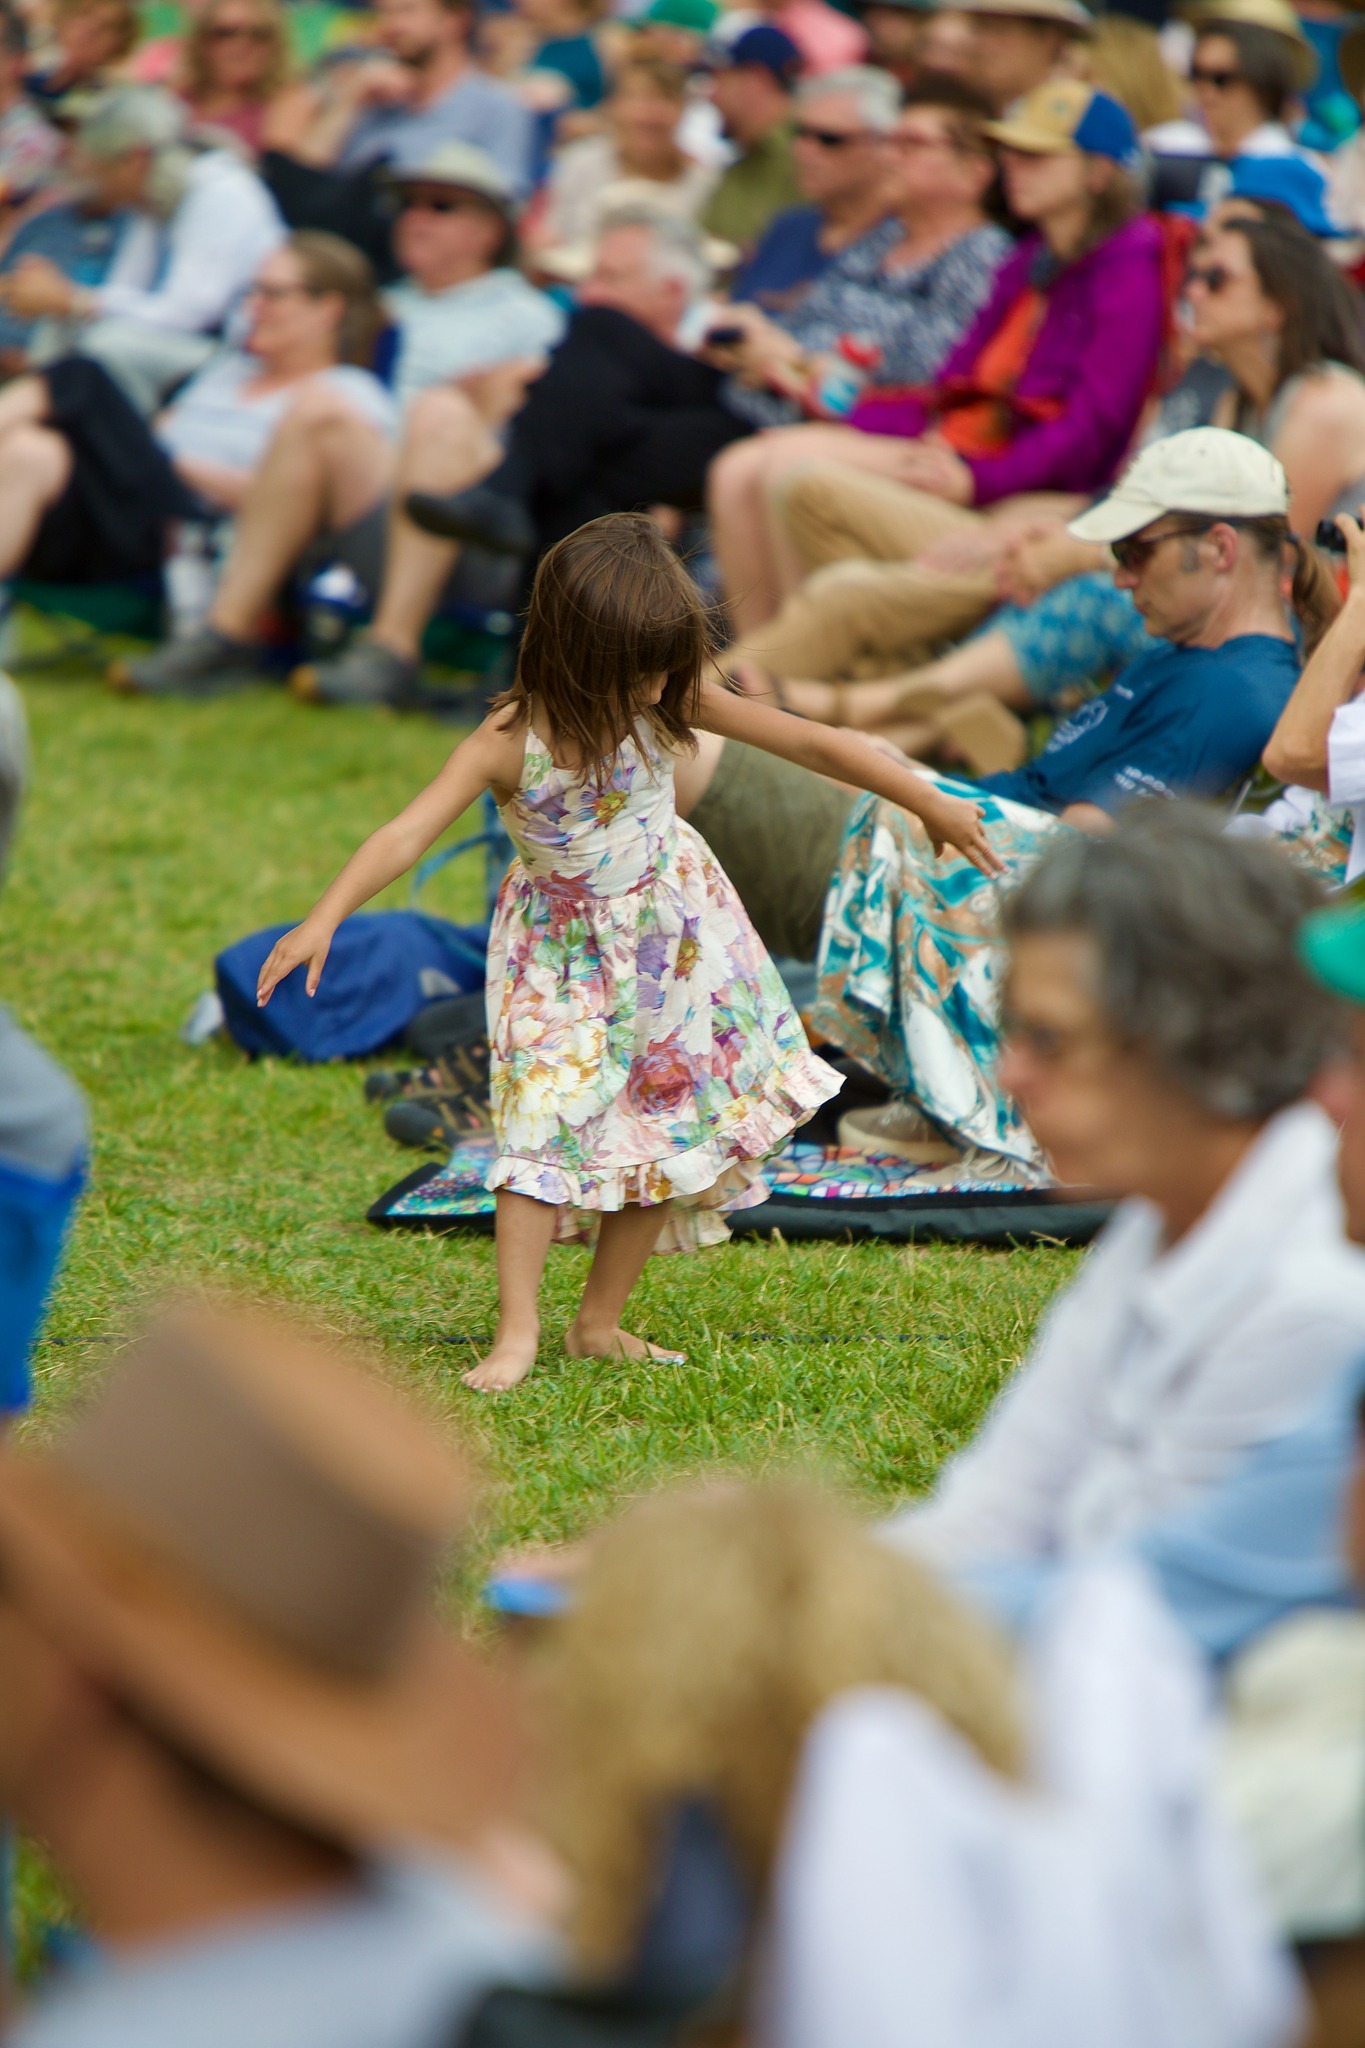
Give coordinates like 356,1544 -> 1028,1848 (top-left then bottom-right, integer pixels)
564,1321 -> 686,1364
464,1323 -> 539,1392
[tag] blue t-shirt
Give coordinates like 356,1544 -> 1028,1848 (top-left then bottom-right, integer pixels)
979,633 -> 1299,816
731,205 -> 831,318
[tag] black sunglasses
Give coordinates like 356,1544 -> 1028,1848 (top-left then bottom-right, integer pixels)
1186,262 -> 1232,294
1109,520 -> 1215,571
793,123 -> 872,147
399,190 -> 488,215
1191,63 -> 1243,88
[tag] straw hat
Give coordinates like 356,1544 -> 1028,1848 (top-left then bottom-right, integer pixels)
1182,0 -> 1317,89
945,0 -> 1096,39
0,1306 -> 522,1854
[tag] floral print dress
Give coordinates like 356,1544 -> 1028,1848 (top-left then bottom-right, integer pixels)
485,720 -> 842,1249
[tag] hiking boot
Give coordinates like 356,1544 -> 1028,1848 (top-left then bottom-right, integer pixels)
837,1101 -> 963,1165
404,483 -> 536,558
384,1091 -> 492,1151
364,1046 -> 490,1105
108,628 -> 260,699
290,638 -> 419,708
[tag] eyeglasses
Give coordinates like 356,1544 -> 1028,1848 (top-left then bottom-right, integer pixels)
399,189 -> 488,215
793,124 -> 873,147
1109,520 -> 1215,572
1186,261 -> 1233,294
207,21 -> 274,40
887,126 -> 971,154
999,1010 -> 1114,1064
1190,63 -> 1243,89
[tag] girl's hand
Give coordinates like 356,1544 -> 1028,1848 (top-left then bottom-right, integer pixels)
915,787 -> 1007,878
257,920 -> 334,1006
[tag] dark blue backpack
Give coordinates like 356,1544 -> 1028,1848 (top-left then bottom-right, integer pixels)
215,911 -> 488,1062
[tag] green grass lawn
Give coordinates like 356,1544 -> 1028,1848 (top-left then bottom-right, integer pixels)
1,654 -> 1078,1971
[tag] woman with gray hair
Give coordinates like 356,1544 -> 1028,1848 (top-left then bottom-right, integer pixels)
885,804 -> 1365,1583
0,84 -> 284,413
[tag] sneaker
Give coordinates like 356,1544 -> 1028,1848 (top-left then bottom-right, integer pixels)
404,483 -> 536,558
108,628 -> 260,699
291,639 -> 418,708
837,1101 -> 963,1165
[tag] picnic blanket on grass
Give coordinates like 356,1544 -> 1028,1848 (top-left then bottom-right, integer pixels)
367,1134 -> 1111,1246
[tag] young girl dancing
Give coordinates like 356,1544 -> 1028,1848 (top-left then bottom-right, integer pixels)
257,514 -> 1002,1391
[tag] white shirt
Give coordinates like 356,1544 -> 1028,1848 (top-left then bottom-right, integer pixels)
383,267 -> 565,413
1327,693 -> 1365,883
761,1569 -> 1302,2048
156,355 -> 398,472
887,1102 -> 1365,1570
542,135 -> 717,248
10,1859 -> 555,2048
94,151 -> 285,335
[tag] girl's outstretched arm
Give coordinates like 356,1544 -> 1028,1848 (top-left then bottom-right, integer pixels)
257,712 -> 526,1006
695,680 -> 1007,878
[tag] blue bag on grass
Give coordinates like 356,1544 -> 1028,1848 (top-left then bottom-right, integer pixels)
215,911 -> 488,1061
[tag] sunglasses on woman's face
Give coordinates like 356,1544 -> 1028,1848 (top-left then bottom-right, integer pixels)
208,22 -> 274,40
1109,520 -> 1214,572
793,124 -> 872,148
1186,262 -> 1233,294
1190,63 -> 1243,88
400,189 -> 485,215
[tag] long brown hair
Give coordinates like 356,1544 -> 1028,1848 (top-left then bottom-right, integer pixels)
499,513 -> 712,784
1220,216 -> 1365,385
1235,512 -> 1342,657
285,230 -> 382,367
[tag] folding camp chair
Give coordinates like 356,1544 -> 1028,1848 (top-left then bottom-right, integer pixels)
0,575 -> 164,674
412,788 -> 513,921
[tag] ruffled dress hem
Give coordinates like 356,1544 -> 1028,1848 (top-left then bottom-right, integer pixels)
486,1043 -> 840,1219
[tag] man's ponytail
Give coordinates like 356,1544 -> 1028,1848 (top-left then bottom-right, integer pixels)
1289,533 -> 1342,660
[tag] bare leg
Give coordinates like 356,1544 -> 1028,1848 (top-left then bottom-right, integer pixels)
564,1202 -> 681,1362
366,386 -> 502,660
210,388 -> 394,641
709,424 -> 931,635
0,372 -> 51,441
0,424 -> 71,576
465,1190 -> 560,1393
777,631 -> 1031,726
709,433 -> 787,637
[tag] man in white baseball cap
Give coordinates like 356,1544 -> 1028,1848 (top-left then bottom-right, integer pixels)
1066,424 -> 1293,547
968,427 -> 1337,830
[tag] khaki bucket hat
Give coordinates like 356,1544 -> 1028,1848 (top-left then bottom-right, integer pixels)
0,1305 -> 523,1854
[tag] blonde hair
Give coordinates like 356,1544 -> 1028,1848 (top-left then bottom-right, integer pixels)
1085,15 -> 1184,130
539,1479 -> 1023,1975
184,0 -> 291,104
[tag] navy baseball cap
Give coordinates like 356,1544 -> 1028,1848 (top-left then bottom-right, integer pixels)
707,22 -> 803,82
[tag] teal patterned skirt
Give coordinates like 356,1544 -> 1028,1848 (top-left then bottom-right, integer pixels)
811,783 -> 1068,1173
